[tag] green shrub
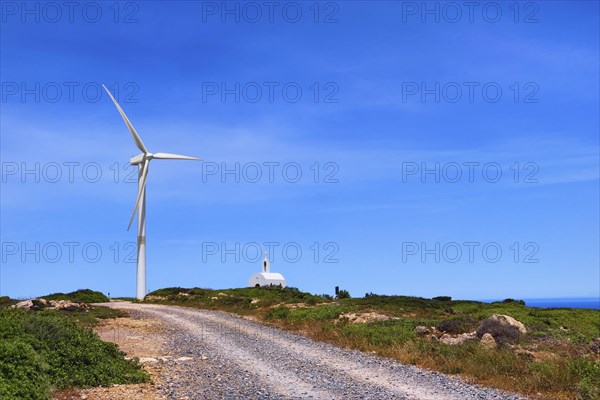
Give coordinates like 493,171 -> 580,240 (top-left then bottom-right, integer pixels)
433,296 -> 452,302
266,306 -> 291,319
0,339 -> 50,399
43,289 -> 109,303
337,289 -> 350,299
0,308 -> 147,399
437,317 -> 475,334
189,288 -> 207,296
574,359 -> 600,399
306,297 -> 318,305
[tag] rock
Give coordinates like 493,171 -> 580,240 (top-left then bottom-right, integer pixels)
49,300 -> 88,311
489,314 -> 527,334
428,334 -> 439,342
14,300 -> 33,309
144,295 -> 167,301
515,349 -> 535,361
590,337 -> 600,354
480,333 -> 496,349
439,332 -> 476,345
32,298 -> 48,307
138,357 -> 158,363
415,326 -> 430,335
337,312 -> 391,324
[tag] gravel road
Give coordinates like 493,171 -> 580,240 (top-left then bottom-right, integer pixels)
104,302 -> 527,400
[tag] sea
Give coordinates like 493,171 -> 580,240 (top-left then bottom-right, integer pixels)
523,298 -> 600,310
483,298 -> 600,310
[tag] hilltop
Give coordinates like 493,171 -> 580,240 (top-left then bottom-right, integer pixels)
143,286 -> 600,399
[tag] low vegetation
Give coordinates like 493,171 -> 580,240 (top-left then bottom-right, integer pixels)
42,289 -> 109,304
145,287 -> 600,399
147,286 -> 328,310
0,295 -> 147,399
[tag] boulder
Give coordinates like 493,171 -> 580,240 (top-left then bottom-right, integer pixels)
480,333 -> 497,349
489,314 -> 527,334
14,300 -> 33,309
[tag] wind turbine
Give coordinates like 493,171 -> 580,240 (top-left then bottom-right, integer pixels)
103,85 -> 199,300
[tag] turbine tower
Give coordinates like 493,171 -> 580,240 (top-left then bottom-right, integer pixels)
103,85 -> 199,300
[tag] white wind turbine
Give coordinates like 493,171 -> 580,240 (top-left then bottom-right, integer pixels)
103,85 -> 200,300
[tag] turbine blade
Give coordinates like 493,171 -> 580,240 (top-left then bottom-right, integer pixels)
102,84 -> 148,154
128,161 -> 150,231
153,152 -> 201,161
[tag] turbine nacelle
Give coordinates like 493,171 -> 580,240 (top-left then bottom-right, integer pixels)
130,153 -> 149,165
130,152 -> 200,165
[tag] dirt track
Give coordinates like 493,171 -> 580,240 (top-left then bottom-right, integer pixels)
83,302 -> 528,400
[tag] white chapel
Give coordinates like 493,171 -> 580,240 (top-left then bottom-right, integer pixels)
248,252 -> 287,288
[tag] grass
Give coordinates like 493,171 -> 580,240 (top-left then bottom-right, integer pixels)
145,287 -> 600,400
60,306 -> 130,328
0,300 -> 147,399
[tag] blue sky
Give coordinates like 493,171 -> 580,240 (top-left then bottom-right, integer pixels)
1,1 -> 598,300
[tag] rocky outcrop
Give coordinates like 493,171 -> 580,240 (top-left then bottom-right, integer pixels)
50,300 -> 89,311
337,312 -> 392,324
415,325 -> 477,345
439,332 -> 477,345
13,298 -> 89,311
145,295 -> 167,301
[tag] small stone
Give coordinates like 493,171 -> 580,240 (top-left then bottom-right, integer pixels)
415,326 -> 430,335
480,333 -> 497,349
